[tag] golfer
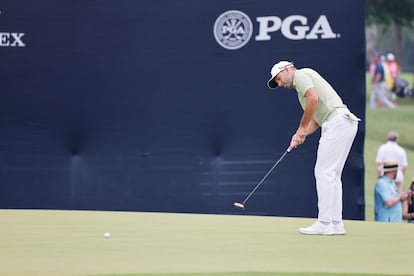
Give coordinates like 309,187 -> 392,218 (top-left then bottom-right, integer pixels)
267,61 -> 360,235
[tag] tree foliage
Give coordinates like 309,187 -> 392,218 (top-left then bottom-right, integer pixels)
366,0 -> 414,27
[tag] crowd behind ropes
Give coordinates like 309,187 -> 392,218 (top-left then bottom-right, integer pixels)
369,52 -> 413,109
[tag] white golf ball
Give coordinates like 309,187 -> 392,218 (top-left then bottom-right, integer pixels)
104,232 -> 110,239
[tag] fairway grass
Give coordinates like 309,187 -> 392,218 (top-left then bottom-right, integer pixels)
1,210 -> 413,276
110,274 -> 413,276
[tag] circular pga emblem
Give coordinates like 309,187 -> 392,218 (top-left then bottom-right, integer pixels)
213,10 -> 253,50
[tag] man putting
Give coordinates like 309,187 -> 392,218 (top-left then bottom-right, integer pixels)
267,61 -> 360,235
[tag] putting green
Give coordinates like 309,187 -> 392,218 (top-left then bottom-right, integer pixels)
0,210 -> 412,276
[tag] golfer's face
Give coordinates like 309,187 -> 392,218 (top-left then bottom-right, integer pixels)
275,69 -> 293,89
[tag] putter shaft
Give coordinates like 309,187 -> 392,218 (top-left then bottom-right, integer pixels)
241,149 -> 290,205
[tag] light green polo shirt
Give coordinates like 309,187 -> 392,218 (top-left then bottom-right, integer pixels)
293,68 -> 346,126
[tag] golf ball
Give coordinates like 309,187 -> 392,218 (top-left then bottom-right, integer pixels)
104,232 -> 110,239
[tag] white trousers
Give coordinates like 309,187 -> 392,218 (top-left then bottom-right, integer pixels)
315,110 -> 359,223
369,81 -> 395,109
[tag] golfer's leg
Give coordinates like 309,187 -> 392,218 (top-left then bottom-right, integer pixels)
331,118 -> 358,222
315,123 -> 336,223
315,115 -> 358,222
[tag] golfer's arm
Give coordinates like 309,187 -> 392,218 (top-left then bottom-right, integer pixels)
304,119 -> 319,135
297,88 -> 318,136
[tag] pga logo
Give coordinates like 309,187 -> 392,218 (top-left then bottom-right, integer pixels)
214,10 -> 339,50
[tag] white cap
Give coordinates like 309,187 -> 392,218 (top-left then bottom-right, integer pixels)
267,61 -> 294,89
387,53 -> 395,61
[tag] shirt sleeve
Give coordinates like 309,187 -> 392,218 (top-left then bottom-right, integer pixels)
295,71 -> 314,96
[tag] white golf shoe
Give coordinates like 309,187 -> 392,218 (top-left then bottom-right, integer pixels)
299,221 -> 335,235
333,221 -> 346,235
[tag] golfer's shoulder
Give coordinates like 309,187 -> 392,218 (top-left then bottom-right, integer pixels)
296,67 -> 314,74
295,68 -> 319,78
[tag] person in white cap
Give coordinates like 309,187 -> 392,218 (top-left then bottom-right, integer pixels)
376,130 -> 408,192
267,61 -> 360,235
386,53 -> 400,80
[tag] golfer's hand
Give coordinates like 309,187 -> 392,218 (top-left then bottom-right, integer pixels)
289,133 -> 306,150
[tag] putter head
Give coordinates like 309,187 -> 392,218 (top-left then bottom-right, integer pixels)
233,202 -> 245,210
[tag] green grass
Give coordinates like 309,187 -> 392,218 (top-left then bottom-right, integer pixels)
1,210 -> 414,276
101,274 -> 413,276
97,274 -> 414,276
364,72 -> 414,220
1,74 -> 413,276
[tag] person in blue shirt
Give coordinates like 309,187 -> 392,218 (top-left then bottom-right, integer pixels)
369,52 -> 395,109
375,161 -> 410,222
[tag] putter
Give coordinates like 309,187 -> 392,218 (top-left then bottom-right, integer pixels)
234,148 -> 290,210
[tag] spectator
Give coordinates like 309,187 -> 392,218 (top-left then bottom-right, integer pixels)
381,55 -> 393,90
376,130 -> 408,192
374,161 -> 410,223
402,178 -> 414,223
369,54 -> 376,80
382,55 -> 396,105
386,53 -> 401,80
369,52 -> 395,109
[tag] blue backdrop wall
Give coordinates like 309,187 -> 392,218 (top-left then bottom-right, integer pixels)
0,0 -> 366,219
